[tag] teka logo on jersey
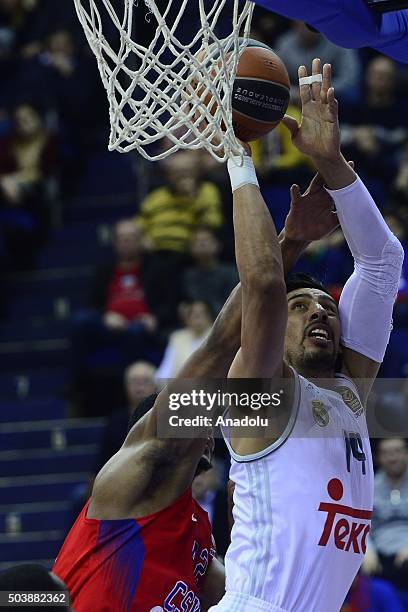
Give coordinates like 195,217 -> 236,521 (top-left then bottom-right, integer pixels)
318,478 -> 372,554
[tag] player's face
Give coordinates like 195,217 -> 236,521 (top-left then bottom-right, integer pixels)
285,288 -> 341,374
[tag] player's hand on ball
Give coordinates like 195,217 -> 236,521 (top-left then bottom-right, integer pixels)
282,59 -> 340,163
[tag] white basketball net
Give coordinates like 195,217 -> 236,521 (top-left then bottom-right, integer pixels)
73,0 -> 254,161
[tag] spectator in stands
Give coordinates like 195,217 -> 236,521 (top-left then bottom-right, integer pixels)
156,300 -> 214,379
0,0 -> 80,66
181,226 -> 238,315
95,360 -> 157,470
17,27 -> 104,155
192,458 -> 229,558
363,439 -> 408,601
0,0 -> 48,104
138,150 -> 223,328
139,151 -> 222,253
342,572 -> 403,611
18,1 -> 83,55
0,563 -> 72,611
78,219 -> 155,336
0,101 -> 59,268
71,219 -> 159,416
341,56 -> 408,199
275,21 -> 360,100
36,29 -> 94,130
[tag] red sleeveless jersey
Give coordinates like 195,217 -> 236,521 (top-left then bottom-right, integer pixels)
53,488 -> 215,612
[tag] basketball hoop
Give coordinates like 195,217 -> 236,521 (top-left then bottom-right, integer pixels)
73,0 -> 254,161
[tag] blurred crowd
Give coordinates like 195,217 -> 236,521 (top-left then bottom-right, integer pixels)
0,0 -> 110,285
1,1 -> 408,609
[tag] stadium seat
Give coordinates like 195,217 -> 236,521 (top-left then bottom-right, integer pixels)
0,398 -> 66,424
0,502 -> 71,534
0,532 -> 64,563
0,418 -> 106,449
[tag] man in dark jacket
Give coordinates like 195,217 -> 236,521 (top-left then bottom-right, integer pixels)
71,219 -> 160,416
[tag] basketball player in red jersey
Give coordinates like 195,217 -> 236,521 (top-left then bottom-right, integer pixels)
53,282 -> 242,611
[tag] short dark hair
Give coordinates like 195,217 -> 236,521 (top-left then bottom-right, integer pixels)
0,564 -> 69,611
285,272 -> 333,298
128,393 -> 158,432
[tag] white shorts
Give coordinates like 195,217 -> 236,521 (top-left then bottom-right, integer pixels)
209,592 -> 287,612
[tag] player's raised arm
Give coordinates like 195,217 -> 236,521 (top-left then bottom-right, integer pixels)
226,147 -> 288,379
283,58 -> 404,402
90,281 -> 242,514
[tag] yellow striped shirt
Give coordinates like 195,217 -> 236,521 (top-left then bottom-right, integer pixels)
138,182 -> 222,252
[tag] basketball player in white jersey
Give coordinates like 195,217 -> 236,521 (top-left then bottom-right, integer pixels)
210,58 -> 404,612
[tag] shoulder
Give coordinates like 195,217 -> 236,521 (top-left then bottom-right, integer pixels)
141,187 -> 172,208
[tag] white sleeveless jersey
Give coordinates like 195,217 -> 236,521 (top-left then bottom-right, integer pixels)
213,371 -> 374,612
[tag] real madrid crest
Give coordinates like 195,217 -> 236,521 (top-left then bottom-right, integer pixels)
312,400 -> 329,427
335,386 -> 363,418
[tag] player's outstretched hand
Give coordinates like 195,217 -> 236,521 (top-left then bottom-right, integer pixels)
284,173 -> 338,242
282,59 -> 340,163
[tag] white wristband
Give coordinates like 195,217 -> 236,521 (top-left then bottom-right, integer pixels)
227,156 -> 259,193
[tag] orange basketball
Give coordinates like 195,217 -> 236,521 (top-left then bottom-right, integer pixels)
193,40 -> 290,142
231,41 -> 290,142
